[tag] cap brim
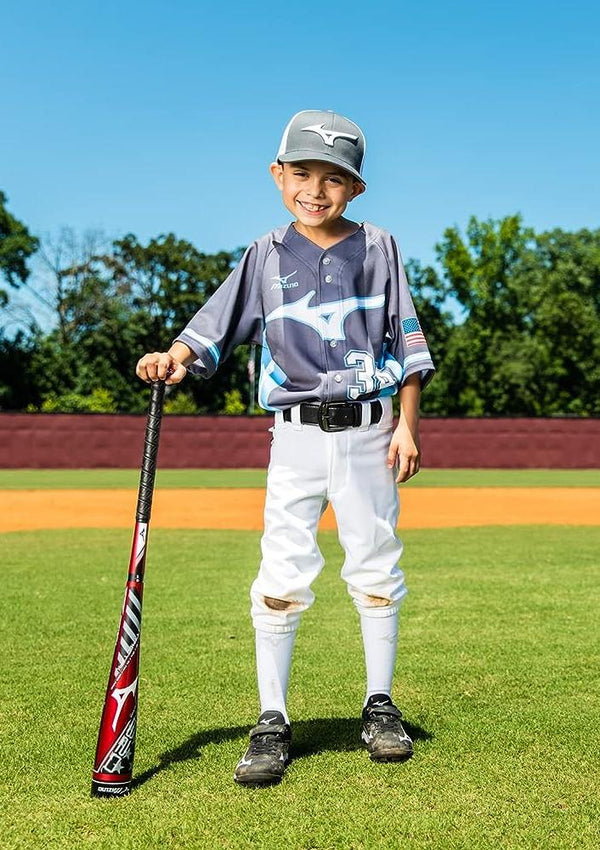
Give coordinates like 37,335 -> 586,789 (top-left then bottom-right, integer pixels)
278,150 -> 366,185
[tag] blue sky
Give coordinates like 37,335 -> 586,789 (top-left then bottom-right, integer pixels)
3,0 -> 599,270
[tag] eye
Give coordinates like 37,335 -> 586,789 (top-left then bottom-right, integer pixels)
293,170 -> 308,178
328,177 -> 343,185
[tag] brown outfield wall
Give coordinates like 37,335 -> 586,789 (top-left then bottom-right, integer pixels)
1,413 -> 599,469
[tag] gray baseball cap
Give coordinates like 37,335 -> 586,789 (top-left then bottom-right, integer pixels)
276,109 -> 366,185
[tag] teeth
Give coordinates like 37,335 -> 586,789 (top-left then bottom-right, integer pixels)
300,202 -> 326,212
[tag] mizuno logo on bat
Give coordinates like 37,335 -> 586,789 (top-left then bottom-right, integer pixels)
265,290 -> 385,341
301,123 -> 359,147
111,678 -> 138,731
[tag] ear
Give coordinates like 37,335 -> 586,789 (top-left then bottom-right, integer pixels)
348,180 -> 366,202
270,161 -> 284,189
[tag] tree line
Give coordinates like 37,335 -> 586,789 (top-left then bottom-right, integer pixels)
1,190 -> 599,416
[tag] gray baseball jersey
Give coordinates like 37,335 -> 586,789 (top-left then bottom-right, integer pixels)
175,222 -> 435,410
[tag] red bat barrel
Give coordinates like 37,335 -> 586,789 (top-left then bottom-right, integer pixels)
91,380 -> 165,797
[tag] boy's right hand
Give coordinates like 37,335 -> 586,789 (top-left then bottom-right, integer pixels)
136,352 -> 187,385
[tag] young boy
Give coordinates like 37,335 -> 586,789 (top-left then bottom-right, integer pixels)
136,109 -> 435,787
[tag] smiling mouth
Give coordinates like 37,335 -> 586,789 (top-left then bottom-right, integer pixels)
297,201 -> 329,213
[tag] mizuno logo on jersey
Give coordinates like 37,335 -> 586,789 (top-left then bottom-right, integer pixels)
271,270 -> 299,290
301,123 -> 359,147
265,290 -> 385,341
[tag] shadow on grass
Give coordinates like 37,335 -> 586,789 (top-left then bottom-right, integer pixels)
291,717 -> 432,758
132,716 -> 433,790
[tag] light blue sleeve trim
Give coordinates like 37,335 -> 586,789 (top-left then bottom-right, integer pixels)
402,351 -> 432,371
180,328 -> 221,366
401,350 -> 435,389
258,333 -> 288,411
258,361 -> 288,411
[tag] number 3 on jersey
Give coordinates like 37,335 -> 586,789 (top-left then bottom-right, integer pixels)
345,351 -> 378,400
345,350 -> 398,400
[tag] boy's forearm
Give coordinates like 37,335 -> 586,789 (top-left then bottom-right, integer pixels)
167,341 -> 197,368
398,373 -> 421,435
387,372 -> 422,483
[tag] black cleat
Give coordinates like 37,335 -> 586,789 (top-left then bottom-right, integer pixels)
361,693 -> 414,762
234,710 -> 291,787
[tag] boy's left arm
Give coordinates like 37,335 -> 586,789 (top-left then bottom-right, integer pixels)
387,373 -> 422,483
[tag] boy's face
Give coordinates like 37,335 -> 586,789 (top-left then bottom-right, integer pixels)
270,160 -> 365,232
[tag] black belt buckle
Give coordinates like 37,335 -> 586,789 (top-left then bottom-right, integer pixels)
317,402 -> 359,432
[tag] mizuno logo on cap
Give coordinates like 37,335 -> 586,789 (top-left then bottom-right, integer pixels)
301,123 -> 359,147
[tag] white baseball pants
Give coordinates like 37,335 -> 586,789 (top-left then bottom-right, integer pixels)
251,397 -> 407,633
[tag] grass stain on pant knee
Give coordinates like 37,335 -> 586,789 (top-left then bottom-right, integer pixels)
263,596 -> 301,611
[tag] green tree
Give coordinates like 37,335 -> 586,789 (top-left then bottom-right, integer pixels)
23,229 -> 151,412
104,233 -> 252,413
12,230 -> 247,413
0,191 -> 39,307
435,216 -> 600,416
519,227 -> 600,415
0,331 -> 40,410
39,387 -> 117,413
107,233 -> 242,341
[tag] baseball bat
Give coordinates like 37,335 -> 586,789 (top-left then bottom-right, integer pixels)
91,379 -> 166,798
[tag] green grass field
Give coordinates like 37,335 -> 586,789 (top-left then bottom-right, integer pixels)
1,468 -> 600,489
1,524 -> 599,848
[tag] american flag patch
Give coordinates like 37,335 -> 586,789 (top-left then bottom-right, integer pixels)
402,317 -> 426,347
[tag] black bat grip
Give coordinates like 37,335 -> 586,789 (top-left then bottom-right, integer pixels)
135,380 -> 166,523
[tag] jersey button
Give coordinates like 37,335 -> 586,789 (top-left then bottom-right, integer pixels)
334,373 -> 342,382
322,257 -> 332,265
329,340 -> 338,348
324,274 -> 333,283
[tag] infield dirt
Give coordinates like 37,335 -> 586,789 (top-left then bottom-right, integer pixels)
2,487 -> 598,532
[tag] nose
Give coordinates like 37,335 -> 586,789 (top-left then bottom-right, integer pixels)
307,176 -> 325,198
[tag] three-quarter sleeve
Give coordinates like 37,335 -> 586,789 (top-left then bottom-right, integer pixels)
174,242 -> 263,378
385,235 -> 435,389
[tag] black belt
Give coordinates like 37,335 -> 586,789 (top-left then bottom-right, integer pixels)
282,401 -> 383,432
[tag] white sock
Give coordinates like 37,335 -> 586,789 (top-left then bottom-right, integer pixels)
255,628 -> 297,724
359,610 -> 399,706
